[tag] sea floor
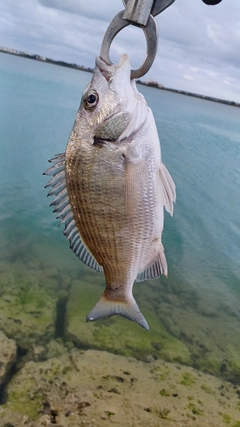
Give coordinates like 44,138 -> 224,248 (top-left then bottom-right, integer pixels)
0,236 -> 240,425
1,347 -> 240,427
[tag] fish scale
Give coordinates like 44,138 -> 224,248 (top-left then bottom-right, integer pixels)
44,54 -> 176,330
69,148 -> 133,278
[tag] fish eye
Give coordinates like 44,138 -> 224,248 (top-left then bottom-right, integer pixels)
83,90 -> 99,110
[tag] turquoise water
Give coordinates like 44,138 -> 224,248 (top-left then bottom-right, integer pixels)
1,52 -> 240,379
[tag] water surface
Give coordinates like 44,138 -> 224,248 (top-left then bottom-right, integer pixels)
1,52 -> 240,381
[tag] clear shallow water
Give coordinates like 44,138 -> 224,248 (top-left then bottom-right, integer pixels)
1,52 -> 240,378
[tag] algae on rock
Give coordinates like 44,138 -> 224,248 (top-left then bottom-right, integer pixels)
2,348 -> 240,427
65,278 -> 191,364
0,331 -> 17,387
0,260 -> 58,349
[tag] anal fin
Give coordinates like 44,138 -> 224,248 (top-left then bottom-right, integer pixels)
136,246 -> 168,282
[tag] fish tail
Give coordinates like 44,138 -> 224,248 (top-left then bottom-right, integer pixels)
86,294 -> 149,331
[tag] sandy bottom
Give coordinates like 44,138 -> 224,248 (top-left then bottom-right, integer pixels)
1,348 -> 240,427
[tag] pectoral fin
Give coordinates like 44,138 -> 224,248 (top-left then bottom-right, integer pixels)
159,163 -> 176,216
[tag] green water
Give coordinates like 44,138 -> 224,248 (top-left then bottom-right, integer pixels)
1,52 -> 240,383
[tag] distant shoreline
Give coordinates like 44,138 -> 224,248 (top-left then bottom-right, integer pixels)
137,80 -> 240,108
0,46 -> 93,74
1,46 -> 239,108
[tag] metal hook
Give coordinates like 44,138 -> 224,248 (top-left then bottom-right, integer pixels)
100,0 -> 175,79
122,0 -> 155,26
122,0 -> 175,24
100,11 -> 158,79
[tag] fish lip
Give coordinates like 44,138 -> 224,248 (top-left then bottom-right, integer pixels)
96,54 -> 131,82
96,57 -> 113,81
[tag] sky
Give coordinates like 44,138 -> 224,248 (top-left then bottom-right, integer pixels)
0,0 -> 239,102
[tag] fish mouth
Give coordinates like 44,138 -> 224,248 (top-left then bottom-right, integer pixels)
96,54 -> 131,82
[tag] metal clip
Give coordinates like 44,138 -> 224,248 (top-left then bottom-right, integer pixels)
100,0 -> 175,79
122,0 -> 175,25
123,0 -> 155,26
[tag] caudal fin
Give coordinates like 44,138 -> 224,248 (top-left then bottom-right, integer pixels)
86,295 -> 149,331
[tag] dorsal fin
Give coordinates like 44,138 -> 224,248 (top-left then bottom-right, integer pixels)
136,245 -> 168,282
43,153 -> 103,273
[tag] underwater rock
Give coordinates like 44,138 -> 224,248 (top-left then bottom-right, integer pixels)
45,338 -> 69,359
131,274 -> 240,382
1,348 -> 240,426
196,299 -> 218,318
0,331 -> 17,387
156,297 -> 240,382
0,412 -> 30,426
65,278 -> 191,364
27,345 -> 46,363
60,273 -> 72,289
0,261 -> 58,350
43,267 -> 59,279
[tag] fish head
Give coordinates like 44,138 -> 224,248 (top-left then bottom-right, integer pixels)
74,54 -> 148,144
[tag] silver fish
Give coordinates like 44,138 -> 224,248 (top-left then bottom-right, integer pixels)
44,54 -> 176,330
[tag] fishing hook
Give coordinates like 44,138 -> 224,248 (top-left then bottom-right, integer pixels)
100,0 -> 175,79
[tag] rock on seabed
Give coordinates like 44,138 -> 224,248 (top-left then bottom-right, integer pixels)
0,331 -> 17,387
0,260 -> 58,349
1,348 -> 240,426
65,278 -> 191,364
65,273 -> 240,383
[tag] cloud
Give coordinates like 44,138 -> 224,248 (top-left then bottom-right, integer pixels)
37,0 -> 120,22
0,0 -> 239,102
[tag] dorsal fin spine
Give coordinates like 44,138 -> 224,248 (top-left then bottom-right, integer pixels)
48,186 -> 67,200
44,171 -> 65,188
67,227 -> 78,241
44,153 -> 103,274
52,197 -> 68,211
47,180 -> 65,196
70,233 -> 80,249
63,219 -> 75,235
44,162 -> 64,175
59,211 -> 72,225
56,204 -> 71,219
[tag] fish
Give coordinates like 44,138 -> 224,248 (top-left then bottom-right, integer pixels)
44,54 -> 176,331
